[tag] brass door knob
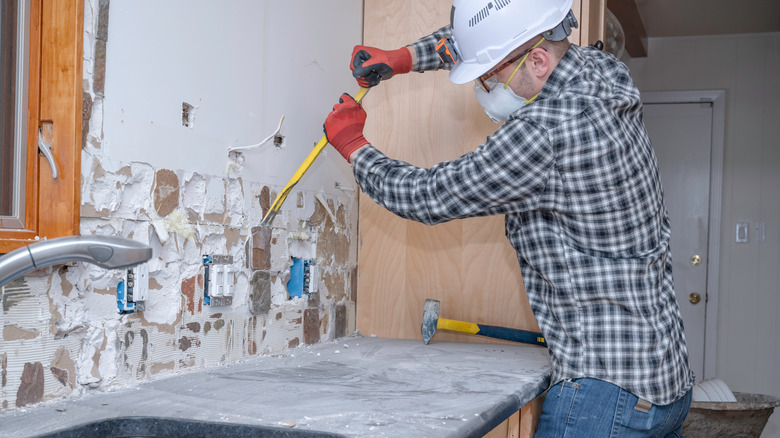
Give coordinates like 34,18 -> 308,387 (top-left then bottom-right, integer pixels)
690,255 -> 702,267
689,292 -> 702,305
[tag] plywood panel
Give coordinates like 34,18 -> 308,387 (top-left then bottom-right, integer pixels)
358,0 -> 538,344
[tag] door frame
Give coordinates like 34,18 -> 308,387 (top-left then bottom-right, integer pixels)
641,90 -> 726,380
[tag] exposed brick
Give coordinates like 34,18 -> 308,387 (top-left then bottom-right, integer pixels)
307,291 -> 319,307
1,353 -> 6,388
250,226 -> 272,270
309,200 -> 328,226
150,361 -> 174,375
351,267 -> 358,303
335,304 -> 347,339
317,228 -> 350,266
336,204 -> 347,229
181,276 -> 197,315
140,329 -> 148,361
303,309 -> 320,345
153,169 -> 180,217
97,0 -> 110,42
186,322 -> 201,333
259,186 -> 270,218
93,39 -> 107,96
249,271 -> 271,315
323,271 -> 346,302
82,92 -> 93,148
50,347 -> 76,388
3,325 -> 39,341
50,367 -> 69,386
16,362 -> 44,407
288,338 -> 300,349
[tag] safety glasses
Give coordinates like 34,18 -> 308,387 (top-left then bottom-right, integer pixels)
476,37 -> 545,92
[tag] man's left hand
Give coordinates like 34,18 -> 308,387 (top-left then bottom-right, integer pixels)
324,93 -> 369,163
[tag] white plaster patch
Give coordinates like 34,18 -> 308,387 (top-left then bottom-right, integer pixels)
182,173 -> 206,217
270,276 -> 292,307
77,325 -> 105,386
262,304 -> 305,353
89,172 -> 122,213
270,228 -> 290,272
151,219 -> 169,245
114,163 -> 155,219
203,177 -> 226,215
246,182 -> 265,224
231,272 -> 250,312
288,233 -> 316,260
225,178 -> 245,227
98,320 -> 121,384
88,97 -> 104,145
138,266 -> 180,326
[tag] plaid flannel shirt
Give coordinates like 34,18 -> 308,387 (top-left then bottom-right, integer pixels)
352,26 -> 693,405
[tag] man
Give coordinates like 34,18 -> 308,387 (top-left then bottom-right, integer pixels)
324,0 -> 694,435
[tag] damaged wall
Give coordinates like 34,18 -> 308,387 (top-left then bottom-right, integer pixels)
0,0 -> 362,410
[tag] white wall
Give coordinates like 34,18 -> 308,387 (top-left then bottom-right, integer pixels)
0,0 -> 364,410
629,33 -> 780,436
103,0 -> 360,194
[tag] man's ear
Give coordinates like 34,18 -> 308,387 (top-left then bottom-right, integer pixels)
527,48 -> 550,79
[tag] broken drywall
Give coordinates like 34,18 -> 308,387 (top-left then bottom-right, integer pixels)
0,0 -> 361,411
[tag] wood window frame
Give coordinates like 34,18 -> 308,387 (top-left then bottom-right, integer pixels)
0,0 -> 83,253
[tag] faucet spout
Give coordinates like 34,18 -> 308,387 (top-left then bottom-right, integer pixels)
0,236 -> 153,288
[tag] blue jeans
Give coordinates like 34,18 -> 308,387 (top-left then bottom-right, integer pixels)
534,378 -> 692,437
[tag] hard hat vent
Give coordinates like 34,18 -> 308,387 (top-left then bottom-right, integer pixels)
468,1 -> 514,27
469,3 -> 494,27
495,0 -> 512,9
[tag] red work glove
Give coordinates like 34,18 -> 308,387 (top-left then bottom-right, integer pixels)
350,45 -> 412,88
323,94 -> 369,162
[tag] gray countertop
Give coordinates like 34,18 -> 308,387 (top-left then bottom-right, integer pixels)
0,336 -> 552,438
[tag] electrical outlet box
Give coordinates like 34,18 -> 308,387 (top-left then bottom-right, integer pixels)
287,258 -> 317,298
203,254 -> 234,306
117,264 -> 150,314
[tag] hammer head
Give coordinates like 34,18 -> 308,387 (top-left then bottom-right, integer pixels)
421,299 -> 440,344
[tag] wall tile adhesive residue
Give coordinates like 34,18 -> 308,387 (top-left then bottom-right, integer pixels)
0,0 -> 359,410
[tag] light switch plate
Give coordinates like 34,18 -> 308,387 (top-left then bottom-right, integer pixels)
736,222 -> 749,243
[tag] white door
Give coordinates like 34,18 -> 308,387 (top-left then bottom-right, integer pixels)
642,102 -> 714,381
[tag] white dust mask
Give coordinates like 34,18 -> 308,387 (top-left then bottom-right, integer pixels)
473,81 -> 528,123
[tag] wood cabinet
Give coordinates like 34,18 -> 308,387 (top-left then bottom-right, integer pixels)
358,1 -> 605,436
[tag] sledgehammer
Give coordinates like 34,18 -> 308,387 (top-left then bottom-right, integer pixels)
421,299 -> 547,347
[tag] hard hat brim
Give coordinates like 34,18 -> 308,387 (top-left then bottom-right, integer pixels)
449,59 -> 493,85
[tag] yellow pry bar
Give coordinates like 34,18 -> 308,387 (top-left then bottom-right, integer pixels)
260,87 -> 370,227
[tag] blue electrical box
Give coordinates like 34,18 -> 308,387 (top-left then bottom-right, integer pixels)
287,258 -> 316,299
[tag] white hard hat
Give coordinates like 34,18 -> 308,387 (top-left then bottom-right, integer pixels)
449,0 -> 577,84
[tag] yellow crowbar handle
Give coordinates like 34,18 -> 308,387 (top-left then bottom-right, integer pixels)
260,87 -> 370,227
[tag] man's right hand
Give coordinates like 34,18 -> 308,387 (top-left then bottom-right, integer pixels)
350,46 -> 412,88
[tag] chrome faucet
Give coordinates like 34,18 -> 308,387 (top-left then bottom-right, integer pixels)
0,236 -> 153,288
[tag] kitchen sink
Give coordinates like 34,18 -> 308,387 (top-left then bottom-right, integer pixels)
31,416 -> 346,438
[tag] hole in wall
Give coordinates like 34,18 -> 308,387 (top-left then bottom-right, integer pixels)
182,102 -> 194,127
273,133 -> 285,148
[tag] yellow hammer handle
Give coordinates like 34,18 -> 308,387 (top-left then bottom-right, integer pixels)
261,87 -> 370,226
437,317 -> 480,335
